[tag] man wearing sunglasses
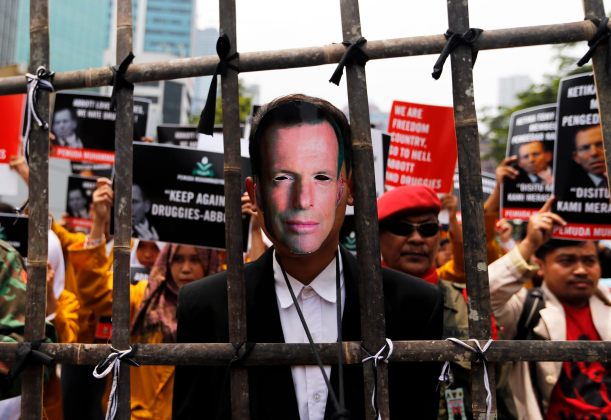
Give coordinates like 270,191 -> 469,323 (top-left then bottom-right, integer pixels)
377,185 -> 472,419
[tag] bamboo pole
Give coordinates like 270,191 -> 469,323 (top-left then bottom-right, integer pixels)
583,0 -> 611,200
217,0 -> 250,417
111,0 -> 134,419
0,20 -> 609,95
338,1 -> 390,418
445,0 -> 496,418
0,341 -> 608,365
21,0 -> 50,418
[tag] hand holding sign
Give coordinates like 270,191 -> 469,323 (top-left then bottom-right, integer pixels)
496,156 -> 519,184
90,177 -> 113,241
518,196 -> 567,261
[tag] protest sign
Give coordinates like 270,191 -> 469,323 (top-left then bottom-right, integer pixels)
132,142 -> 250,249
339,214 -> 357,255
50,92 -> 149,163
157,124 -> 199,148
70,161 -> 113,178
0,213 -> 28,258
0,94 -> 24,164
552,73 -> 610,240
385,100 -> 457,193
65,175 -> 97,232
501,104 -> 557,220
131,266 -> 150,284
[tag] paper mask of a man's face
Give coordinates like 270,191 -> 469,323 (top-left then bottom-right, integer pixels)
257,121 -> 344,255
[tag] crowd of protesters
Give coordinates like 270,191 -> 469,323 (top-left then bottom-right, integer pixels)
0,93 -> 609,420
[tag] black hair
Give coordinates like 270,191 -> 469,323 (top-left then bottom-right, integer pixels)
534,239 -> 591,260
248,94 -> 352,180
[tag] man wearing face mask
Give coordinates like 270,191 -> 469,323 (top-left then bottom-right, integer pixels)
173,94 -> 443,420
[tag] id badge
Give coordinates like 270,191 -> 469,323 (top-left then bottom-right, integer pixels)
445,387 -> 467,420
95,316 -> 112,341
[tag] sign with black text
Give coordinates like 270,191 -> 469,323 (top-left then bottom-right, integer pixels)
132,142 -> 250,249
501,104 -> 557,220
552,73 -> 609,240
51,92 -> 149,163
0,213 -> 28,258
157,124 -> 198,148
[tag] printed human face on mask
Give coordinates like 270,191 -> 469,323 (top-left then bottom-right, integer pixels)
257,121 -> 343,255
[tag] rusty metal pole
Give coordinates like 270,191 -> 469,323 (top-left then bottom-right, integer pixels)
582,0 -> 611,198
112,0 -> 134,419
0,20 -> 607,96
21,0 -> 50,418
218,0 -> 250,417
445,0 -> 496,418
339,1 -> 390,418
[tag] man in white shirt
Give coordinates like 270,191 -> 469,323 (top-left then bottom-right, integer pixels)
173,94 -> 443,420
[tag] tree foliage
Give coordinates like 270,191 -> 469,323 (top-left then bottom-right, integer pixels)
479,46 -> 592,164
189,79 -> 253,126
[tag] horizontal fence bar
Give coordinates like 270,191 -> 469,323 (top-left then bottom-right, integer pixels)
1,341 -> 609,365
0,20 -> 607,95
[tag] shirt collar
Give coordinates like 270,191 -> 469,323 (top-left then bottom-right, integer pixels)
273,248 -> 343,309
587,172 -> 604,187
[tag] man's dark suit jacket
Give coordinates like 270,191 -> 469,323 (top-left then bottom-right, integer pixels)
173,247 -> 443,419
558,163 -> 609,224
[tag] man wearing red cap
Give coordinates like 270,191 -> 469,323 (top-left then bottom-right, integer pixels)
377,184 -> 472,419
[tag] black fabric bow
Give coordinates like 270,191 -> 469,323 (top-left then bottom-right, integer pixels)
329,37 -> 369,86
197,34 -> 239,136
432,28 -> 483,80
7,339 -> 53,383
577,17 -> 610,73
110,52 -> 135,112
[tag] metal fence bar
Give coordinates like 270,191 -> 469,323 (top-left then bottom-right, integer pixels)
1,340 -> 609,365
339,1 -> 390,418
111,0 -> 135,419
583,0 -> 611,190
21,0 -> 50,418
1,2 -> 609,419
446,0 -> 496,418
217,0 -> 251,417
1,20 -> 609,95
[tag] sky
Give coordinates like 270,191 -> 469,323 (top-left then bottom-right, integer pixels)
196,0 -> 589,113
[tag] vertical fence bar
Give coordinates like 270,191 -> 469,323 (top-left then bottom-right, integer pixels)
21,0 -> 50,418
218,0 -> 250,417
339,1 -> 390,418
583,0 -> 611,190
112,0 -> 134,418
445,0 -> 496,418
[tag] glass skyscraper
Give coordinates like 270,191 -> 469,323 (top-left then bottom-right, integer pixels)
134,0 -> 194,58
15,0 -> 112,72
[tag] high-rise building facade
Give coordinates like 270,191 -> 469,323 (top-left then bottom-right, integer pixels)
134,0 -> 194,58
0,0 -> 20,66
15,0 -> 112,72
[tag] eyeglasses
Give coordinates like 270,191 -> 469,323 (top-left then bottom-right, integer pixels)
383,221 -> 440,238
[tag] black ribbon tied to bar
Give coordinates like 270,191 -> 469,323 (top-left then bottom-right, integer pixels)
110,52 -> 135,112
7,339 -> 53,384
198,34 -> 239,136
329,37 -> 369,86
577,17 -> 611,74
432,28 -> 483,80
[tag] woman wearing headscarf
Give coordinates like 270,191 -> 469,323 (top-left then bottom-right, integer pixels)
69,178 -> 220,419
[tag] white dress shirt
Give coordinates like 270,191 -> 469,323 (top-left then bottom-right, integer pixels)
273,251 -> 346,420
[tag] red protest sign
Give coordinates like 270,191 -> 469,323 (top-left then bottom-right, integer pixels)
384,101 -> 457,193
0,94 -> 25,164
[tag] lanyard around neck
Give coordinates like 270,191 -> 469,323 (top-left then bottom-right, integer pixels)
277,252 -> 349,419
